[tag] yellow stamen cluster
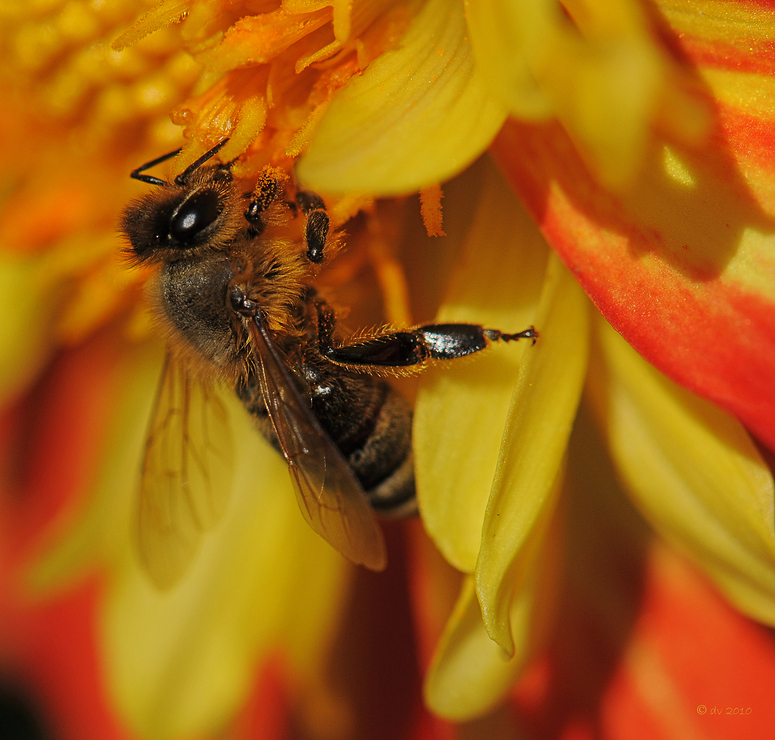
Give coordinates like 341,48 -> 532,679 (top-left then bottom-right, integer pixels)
111,0 -> 414,171
1,0 -> 198,143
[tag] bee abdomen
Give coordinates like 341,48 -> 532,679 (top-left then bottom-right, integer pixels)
238,363 -> 417,517
345,387 -> 416,517
307,373 -> 416,516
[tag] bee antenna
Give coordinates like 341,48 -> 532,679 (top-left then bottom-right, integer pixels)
174,139 -> 231,186
129,147 -> 183,187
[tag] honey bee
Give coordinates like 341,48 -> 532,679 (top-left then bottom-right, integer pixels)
121,140 -> 538,588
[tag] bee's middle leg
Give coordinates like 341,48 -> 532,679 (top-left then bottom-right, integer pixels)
296,191 -> 329,264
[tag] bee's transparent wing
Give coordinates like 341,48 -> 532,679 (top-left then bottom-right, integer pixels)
246,316 -> 387,571
137,353 -> 233,588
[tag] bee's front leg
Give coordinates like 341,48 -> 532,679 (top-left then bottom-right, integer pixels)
244,168 -> 287,238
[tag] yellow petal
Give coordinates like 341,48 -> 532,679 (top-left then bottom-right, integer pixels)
537,0 -> 666,187
424,576 -> 526,720
29,336 -> 348,738
113,0 -> 190,51
28,340 -> 164,592
32,356 -> 342,738
476,254 -> 590,654
296,0 -> 507,195
414,159 -> 548,572
425,511 -> 560,720
471,0 -> 686,187
588,313 -> 775,625
101,385 -> 347,739
0,256 -> 53,402
463,0 -> 553,119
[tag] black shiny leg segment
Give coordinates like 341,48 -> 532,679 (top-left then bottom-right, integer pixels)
321,322 -> 538,370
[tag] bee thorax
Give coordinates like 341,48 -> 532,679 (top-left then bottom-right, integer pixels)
158,257 -> 242,371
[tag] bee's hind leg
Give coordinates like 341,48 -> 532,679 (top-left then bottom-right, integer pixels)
310,298 -> 538,372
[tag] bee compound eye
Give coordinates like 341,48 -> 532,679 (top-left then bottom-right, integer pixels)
170,189 -> 222,244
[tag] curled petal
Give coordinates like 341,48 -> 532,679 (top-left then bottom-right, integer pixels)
297,0 -> 507,195
414,161 -> 548,573
425,498 -> 561,722
588,313 -> 775,625
476,254 -> 590,654
424,572 -> 535,721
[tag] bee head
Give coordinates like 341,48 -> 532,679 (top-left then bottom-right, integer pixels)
121,140 -> 244,265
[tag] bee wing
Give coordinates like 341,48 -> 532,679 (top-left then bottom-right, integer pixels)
137,353 -> 233,588
246,316 -> 387,571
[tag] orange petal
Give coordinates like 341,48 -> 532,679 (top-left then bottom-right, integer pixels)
514,411 -> 775,738
492,0 -> 775,451
199,8 -> 331,71
588,313 -> 775,625
494,120 -> 775,453
609,546 -> 775,739
514,544 -> 775,739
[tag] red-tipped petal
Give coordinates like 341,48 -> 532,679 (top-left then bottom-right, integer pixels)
493,1 -> 775,450
495,112 -> 775,450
